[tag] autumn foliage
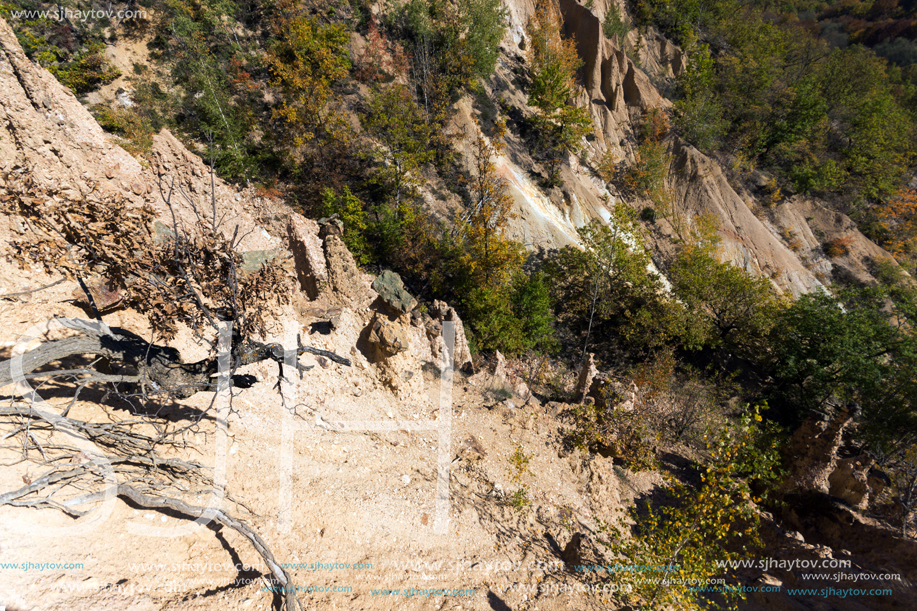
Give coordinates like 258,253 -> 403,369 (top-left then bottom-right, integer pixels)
876,187 -> 917,264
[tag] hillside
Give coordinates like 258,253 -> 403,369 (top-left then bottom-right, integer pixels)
1,0 -> 917,610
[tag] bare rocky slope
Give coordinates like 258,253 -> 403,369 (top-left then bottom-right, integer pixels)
1,6 -> 916,611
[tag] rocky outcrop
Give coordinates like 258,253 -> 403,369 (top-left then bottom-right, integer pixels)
0,17 -> 280,253
770,195 -> 900,287
828,455 -> 877,510
574,353 -> 598,403
780,408 -> 857,494
663,138 -> 828,296
428,300 -> 473,373
288,214 -> 328,299
324,235 -> 372,307
559,0 -> 668,150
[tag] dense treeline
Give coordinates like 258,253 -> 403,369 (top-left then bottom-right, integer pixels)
638,0 -> 917,210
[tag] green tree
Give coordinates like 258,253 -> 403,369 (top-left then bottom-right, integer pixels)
162,0 -> 263,179
266,5 -> 351,149
598,405 -> 781,611
818,46 -> 916,200
546,207 -> 689,360
362,83 -> 435,206
673,43 -> 726,152
510,271 -> 558,354
460,0 -> 508,79
766,285 -> 917,445
526,0 -> 593,184
602,4 -> 630,42
669,242 -> 785,355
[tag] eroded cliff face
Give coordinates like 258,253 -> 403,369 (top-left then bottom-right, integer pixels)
475,0 -> 898,295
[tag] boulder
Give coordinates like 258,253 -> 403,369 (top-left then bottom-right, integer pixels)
372,270 -> 417,316
318,214 -> 344,238
366,312 -> 410,357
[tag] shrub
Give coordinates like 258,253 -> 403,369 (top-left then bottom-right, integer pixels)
594,148 -> 620,183
624,139 -> 671,203
571,399 -> 659,470
597,405 -> 782,610
460,272 -> 557,356
93,105 -> 155,156
320,187 -> 371,265
640,206 -> 658,222
506,444 -> 534,513
55,42 -> 121,94
824,236 -> 854,257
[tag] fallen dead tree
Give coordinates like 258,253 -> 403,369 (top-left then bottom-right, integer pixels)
0,168 -> 347,610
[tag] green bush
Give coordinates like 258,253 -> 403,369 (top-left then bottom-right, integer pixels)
93,105 -> 155,155
56,43 -> 121,93
460,271 -> 557,356
545,210 -> 692,359
320,187 -> 371,265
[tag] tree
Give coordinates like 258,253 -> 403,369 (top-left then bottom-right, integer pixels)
361,83 -> 437,262
546,208 -> 689,360
598,405 -> 781,610
321,186 -> 371,265
765,286 -> 917,444
673,43 -> 726,152
459,0 -> 508,79
603,4 -> 630,42
526,0 -> 593,184
875,187 -> 917,265
363,83 -> 436,208
266,5 -> 351,150
669,239 -> 785,355
818,46 -> 915,200
165,0 -> 261,180
451,118 -> 524,288
438,118 -> 556,356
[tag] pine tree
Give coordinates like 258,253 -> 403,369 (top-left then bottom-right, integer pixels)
525,0 -> 593,184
